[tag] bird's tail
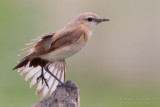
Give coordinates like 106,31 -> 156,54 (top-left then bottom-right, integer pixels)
12,58 -> 29,70
17,60 -> 66,99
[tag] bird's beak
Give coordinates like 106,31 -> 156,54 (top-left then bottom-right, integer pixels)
96,18 -> 110,23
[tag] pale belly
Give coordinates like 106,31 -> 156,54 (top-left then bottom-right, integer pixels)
39,43 -> 85,62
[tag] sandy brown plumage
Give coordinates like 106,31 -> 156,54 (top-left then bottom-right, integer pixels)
13,27 -> 85,69
13,12 -> 109,99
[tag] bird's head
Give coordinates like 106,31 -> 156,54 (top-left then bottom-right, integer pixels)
69,12 -> 109,31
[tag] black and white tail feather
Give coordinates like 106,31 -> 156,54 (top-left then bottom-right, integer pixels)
15,36 -> 66,99
18,61 -> 65,99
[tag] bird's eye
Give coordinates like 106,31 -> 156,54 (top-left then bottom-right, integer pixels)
87,17 -> 93,22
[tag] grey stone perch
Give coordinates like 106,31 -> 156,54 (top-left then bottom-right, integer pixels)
32,80 -> 80,107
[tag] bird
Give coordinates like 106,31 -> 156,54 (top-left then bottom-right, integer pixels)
13,12 -> 109,99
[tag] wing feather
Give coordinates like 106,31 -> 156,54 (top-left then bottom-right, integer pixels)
50,62 -> 65,94
35,70 -> 50,95
25,66 -> 41,81
25,27 -> 84,59
30,71 -> 41,88
18,67 -> 25,72
41,64 -> 61,99
20,67 -> 33,76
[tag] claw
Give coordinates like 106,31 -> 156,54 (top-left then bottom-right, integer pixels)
36,74 -> 49,88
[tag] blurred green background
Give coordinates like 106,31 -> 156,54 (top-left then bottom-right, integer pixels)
0,0 -> 160,107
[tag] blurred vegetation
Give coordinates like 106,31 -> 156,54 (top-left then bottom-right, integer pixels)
0,0 -> 160,107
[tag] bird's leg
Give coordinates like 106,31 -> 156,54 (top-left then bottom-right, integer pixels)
45,67 -> 65,86
37,67 -> 49,88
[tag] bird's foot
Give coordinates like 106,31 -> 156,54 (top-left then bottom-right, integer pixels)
37,74 -> 49,88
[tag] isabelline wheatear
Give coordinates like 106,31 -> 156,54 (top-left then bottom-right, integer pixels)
13,12 -> 109,99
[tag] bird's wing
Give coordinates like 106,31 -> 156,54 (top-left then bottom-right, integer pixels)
14,33 -> 55,69
25,27 -> 85,59
18,60 -> 66,99
17,32 -> 54,59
